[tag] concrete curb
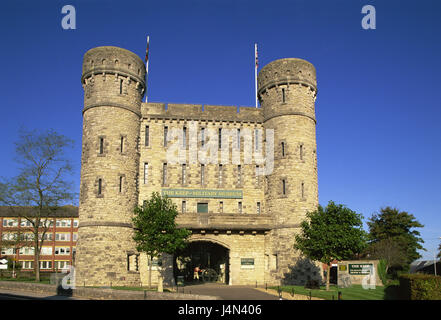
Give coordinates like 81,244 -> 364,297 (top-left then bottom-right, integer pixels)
0,281 -> 221,300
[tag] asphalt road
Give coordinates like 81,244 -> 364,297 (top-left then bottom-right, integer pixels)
178,283 -> 280,300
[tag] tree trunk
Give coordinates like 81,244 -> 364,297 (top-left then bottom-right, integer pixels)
326,263 -> 330,291
35,251 -> 40,282
148,255 -> 152,289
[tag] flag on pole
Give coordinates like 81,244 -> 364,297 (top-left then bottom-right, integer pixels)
145,36 -> 150,103
254,43 -> 258,108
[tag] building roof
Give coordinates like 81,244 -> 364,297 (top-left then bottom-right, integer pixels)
0,206 -> 78,218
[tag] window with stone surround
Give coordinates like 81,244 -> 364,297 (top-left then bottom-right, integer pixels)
219,201 -> 223,213
182,164 -> 187,185
201,164 -> 205,185
238,201 -> 243,214
301,182 -> 305,199
99,137 -> 104,154
218,164 -> 223,185
98,178 -> 102,195
144,163 -> 149,185
119,176 -> 123,193
282,88 -> 286,103
218,128 -> 222,149
281,141 -> 286,157
237,165 -> 242,185
162,163 -> 167,185
183,126 -> 187,148
145,126 -> 149,147
182,201 -> 186,213
300,143 -> 304,161
120,136 -> 124,153
201,127 -> 205,147
257,202 -> 261,214
164,126 -> 168,147
282,179 -> 286,195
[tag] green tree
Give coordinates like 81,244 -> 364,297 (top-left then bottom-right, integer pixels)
437,243 -> 441,260
294,201 -> 368,291
367,207 -> 424,274
0,129 -> 75,282
365,238 -> 407,275
132,192 -> 191,289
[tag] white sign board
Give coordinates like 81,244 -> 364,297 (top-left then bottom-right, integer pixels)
0,265 -> 7,270
0,259 -> 8,264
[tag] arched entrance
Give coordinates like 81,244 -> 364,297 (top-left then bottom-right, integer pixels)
174,240 -> 230,284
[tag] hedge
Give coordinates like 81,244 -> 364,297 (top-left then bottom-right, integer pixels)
399,274 -> 441,300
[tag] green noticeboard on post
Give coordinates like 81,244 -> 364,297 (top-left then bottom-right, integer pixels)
348,264 -> 373,275
162,188 -> 243,199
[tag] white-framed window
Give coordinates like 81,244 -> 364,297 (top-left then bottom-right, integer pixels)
144,163 -> 149,185
1,248 -> 15,255
39,233 -> 53,241
55,233 -> 70,241
3,219 -> 18,227
40,261 -> 52,269
72,233 -> 78,241
2,232 -> 16,241
20,219 -> 33,227
41,247 -> 53,255
55,219 -> 71,227
73,219 -> 79,227
54,247 -> 70,255
22,261 -> 34,269
55,261 -> 70,270
19,247 -> 35,255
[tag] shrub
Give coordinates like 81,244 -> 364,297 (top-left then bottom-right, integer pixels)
399,274 -> 441,300
377,259 -> 387,285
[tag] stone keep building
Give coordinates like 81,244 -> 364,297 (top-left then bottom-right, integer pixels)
74,46 -> 319,287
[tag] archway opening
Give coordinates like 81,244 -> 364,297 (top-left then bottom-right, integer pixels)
174,241 -> 229,284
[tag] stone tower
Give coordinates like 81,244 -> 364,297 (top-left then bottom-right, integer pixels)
75,47 -> 146,286
258,58 -> 318,283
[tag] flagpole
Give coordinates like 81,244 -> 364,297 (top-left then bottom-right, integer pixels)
145,35 -> 150,103
255,43 -> 258,108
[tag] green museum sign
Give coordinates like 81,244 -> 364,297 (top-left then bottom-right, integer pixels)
162,188 -> 243,199
348,263 -> 373,275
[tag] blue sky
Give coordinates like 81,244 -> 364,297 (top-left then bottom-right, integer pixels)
0,0 -> 440,260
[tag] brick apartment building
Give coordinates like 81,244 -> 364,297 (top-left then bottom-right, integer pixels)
0,206 -> 78,273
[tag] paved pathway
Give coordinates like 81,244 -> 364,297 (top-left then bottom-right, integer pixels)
0,289 -> 79,300
178,283 -> 279,300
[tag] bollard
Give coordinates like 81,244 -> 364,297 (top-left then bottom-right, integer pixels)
291,288 -> 294,297
277,286 -> 282,300
338,291 -> 342,300
309,291 -> 312,300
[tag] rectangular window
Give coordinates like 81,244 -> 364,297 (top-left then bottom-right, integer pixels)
218,128 -> 222,149
218,164 -> 223,185
301,182 -> 305,199
73,219 -> 79,227
41,247 -> 53,255
281,142 -> 285,157
237,128 -> 241,149
255,129 -> 259,151
22,261 -> 34,269
145,126 -> 149,147
55,247 -> 70,255
55,219 -> 72,227
238,201 -> 243,214
219,201 -> 223,213
144,163 -> 149,185
119,176 -> 123,193
282,88 -> 286,103
197,203 -> 208,214
164,126 -> 168,147
282,179 -> 286,195
55,261 -> 69,270
98,178 -> 102,195
120,136 -> 124,153
99,137 -> 104,154
201,164 -> 205,185
73,233 -> 78,241
3,219 -> 18,227
55,233 -> 70,241
40,261 -> 52,270
119,78 -> 123,94
19,247 -> 35,255
257,202 -> 261,215
183,127 -> 187,148
182,201 -> 186,213
201,128 -> 205,147
162,163 -> 167,185
255,165 -> 260,185
237,165 -> 242,185
300,144 -> 303,160
182,164 -> 186,185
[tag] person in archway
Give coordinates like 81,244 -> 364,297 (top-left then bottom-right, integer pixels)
193,265 -> 200,281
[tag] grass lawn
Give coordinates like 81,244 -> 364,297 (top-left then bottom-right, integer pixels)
273,284 -> 390,300
0,277 -> 51,285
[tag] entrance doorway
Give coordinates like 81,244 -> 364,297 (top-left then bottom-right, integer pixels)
174,241 -> 230,284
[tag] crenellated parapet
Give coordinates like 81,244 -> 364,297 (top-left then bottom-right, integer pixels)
141,103 -> 264,123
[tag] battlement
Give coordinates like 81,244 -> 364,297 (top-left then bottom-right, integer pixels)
141,102 -> 263,123
81,46 -> 146,91
257,58 -> 317,99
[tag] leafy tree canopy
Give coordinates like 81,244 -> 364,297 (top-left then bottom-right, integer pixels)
367,207 -> 424,267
